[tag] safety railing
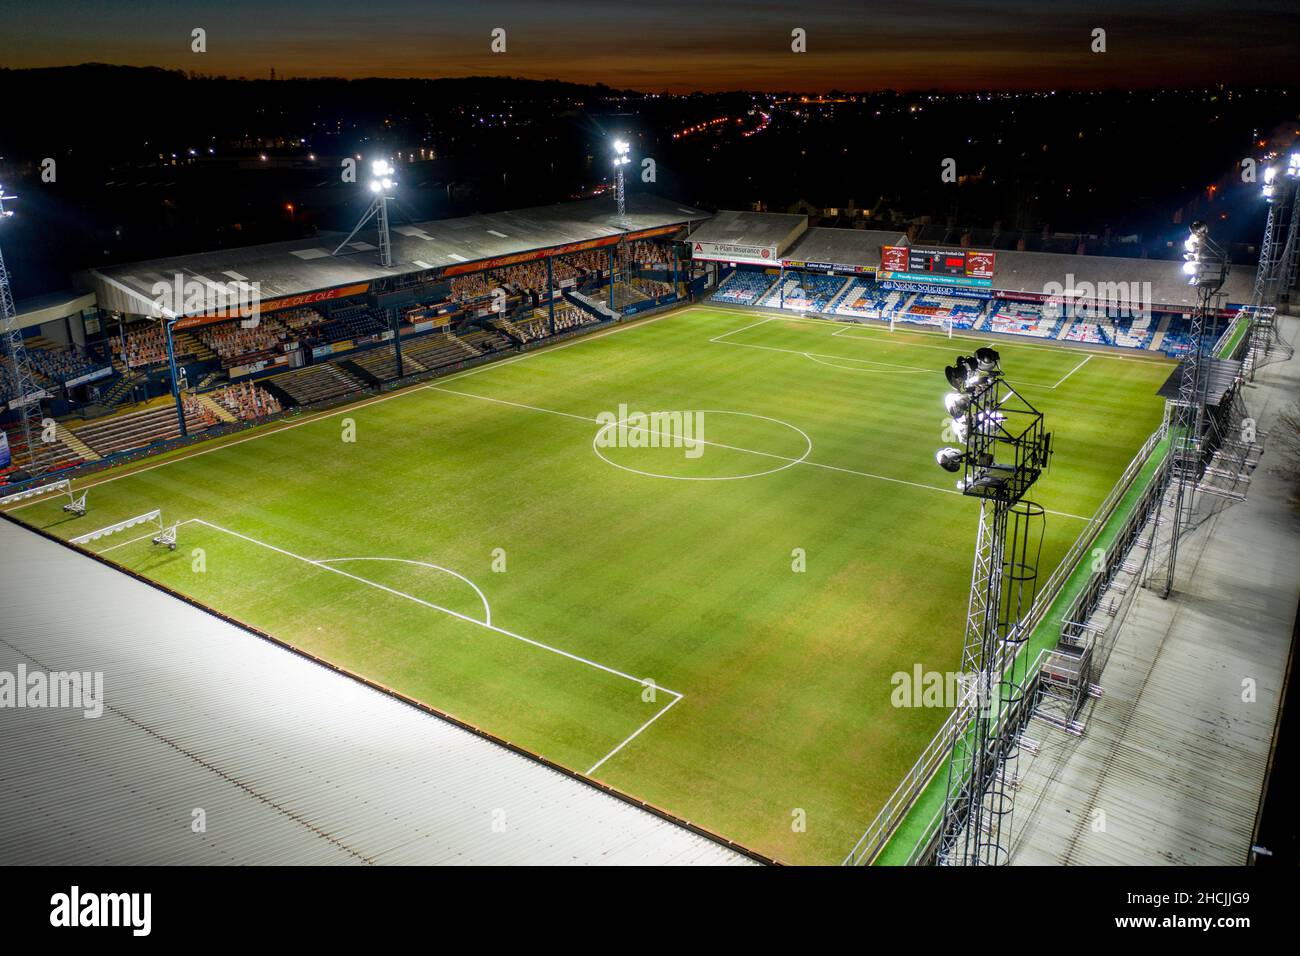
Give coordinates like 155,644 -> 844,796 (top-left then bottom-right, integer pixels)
842,422 -> 1169,865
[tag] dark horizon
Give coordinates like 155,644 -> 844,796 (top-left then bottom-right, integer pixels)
6,0 -> 1300,93
8,61 -> 1300,97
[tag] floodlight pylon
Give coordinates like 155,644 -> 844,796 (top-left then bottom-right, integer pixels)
934,365 -> 1051,866
1148,225 -> 1227,599
333,160 -> 396,267
0,186 -> 49,477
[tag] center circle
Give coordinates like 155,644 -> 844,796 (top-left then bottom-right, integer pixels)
592,409 -> 813,481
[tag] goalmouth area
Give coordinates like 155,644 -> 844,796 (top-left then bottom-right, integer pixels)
4,305 -> 1175,864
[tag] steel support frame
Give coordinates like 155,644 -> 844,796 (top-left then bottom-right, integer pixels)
1,242 -> 48,476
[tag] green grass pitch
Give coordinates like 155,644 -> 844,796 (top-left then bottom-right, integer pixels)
9,306 -> 1174,864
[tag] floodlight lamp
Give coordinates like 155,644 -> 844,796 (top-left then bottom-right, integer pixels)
945,365 -> 968,392
1264,166 -> 1278,184
974,347 -> 1000,372
1288,153 -> 1300,177
381,177 -> 394,190
951,417 -> 969,442
1184,234 -> 1200,252
1189,220 -> 1208,238
944,391 -> 970,417
936,448 -> 964,473
1263,183 -> 1276,201
1182,260 -> 1199,276
614,140 -> 629,154
372,159 -> 393,177
369,181 -> 382,193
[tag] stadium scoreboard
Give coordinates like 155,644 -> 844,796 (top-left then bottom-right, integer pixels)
881,246 -> 996,280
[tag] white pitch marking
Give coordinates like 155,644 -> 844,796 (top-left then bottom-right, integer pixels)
187,518 -> 683,695
801,352 -> 925,375
723,315 -> 1076,388
428,385 -> 812,467
777,311 -> 1168,364
425,384 -> 1091,521
587,693 -> 683,776
1047,354 -> 1093,389
186,518 -> 685,779
184,520 -> 691,780
591,409 -> 814,482
316,556 -> 493,627
707,316 -> 774,345
3,307 -> 691,511
93,518 -> 199,554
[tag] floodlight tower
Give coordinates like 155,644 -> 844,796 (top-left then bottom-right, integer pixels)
933,348 -> 1052,865
1254,152 -> 1300,306
1152,221 -> 1228,599
1246,153 -> 1300,378
0,185 -> 48,477
612,139 -> 631,226
333,159 -> 397,267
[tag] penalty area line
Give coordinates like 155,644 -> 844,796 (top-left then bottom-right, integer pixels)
587,693 -> 683,777
184,517 -> 685,775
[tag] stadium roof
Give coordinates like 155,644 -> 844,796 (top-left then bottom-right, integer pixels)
780,227 -> 909,269
88,194 -> 709,317
956,246 -> 1256,310
0,517 -> 761,865
686,209 -> 808,261
688,209 -> 808,250
693,211 -> 1255,309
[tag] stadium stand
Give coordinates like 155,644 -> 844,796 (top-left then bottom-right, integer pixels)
710,270 -> 778,305
271,363 -> 367,406
759,273 -> 848,312
27,345 -> 102,385
457,327 -> 512,354
401,333 -> 478,371
345,347 -> 424,382
69,402 -> 210,457
0,422 -> 83,481
985,299 -> 1062,338
196,308 -> 323,365
207,381 -> 283,421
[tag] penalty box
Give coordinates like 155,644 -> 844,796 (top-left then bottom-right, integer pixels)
93,518 -> 679,777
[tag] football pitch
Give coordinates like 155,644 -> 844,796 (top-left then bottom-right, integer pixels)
9,306 -> 1174,864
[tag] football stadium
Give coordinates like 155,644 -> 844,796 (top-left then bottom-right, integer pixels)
1,4 -> 1298,898
4,178 -> 1295,870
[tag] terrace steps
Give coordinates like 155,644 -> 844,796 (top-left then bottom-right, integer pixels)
54,423 -> 100,462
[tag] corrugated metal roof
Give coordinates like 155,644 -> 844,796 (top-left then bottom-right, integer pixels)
780,227 -> 909,268
695,211 -> 1254,308
0,519 -> 758,865
88,194 -> 709,317
1010,323 -> 1300,865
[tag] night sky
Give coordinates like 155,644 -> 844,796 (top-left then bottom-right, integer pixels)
5,0 -> 1298,91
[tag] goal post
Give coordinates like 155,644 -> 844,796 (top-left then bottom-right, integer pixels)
70,510 -> 174,549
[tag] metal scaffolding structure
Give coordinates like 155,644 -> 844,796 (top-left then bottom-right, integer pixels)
0,186 -> 49,477
1246,154 -> 1300,378
1254,157 -> 1300,305
934,352 -> 1052,865
1147,223 -> 1228,599
612,139 -> 631,226
333,159 -> 396,268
